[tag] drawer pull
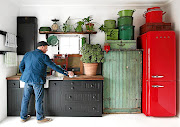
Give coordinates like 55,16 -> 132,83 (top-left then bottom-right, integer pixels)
54,83 -> 56,85
68,107 -> 72,110
71,82 -> 74,85
92,96 -> 96,99
117,43 -> 125,46
90,84 -> 94,88
71,87 -> 74,90
69,96 -> 72,98
13,83 -> 16,86
92,107 -> 96,110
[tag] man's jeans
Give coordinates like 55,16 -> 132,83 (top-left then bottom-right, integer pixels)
20,83 -> 44,120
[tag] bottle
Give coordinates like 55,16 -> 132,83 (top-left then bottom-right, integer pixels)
81,37 -> 86,46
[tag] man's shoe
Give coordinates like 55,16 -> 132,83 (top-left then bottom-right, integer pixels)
21,115 -> 31,122
37,118 -> 53,123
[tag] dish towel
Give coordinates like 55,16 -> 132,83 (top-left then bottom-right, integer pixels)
5,52 -> 17,67
5,33 -> 17,48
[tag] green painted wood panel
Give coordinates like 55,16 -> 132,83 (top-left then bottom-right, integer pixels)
103,51 -> 142,113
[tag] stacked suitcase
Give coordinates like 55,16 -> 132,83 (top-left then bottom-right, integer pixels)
117,10 -> 135,40
104,20 -> 118,40
104,10 -> 137,51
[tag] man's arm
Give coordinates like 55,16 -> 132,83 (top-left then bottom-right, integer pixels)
19,53 -> 27,73
43,54 -> 68,76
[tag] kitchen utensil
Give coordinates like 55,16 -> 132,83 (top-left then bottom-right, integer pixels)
47,35 -> 59,46
117,10 -> 135,17
104,20 -> 116,29
118,16 -> 133,26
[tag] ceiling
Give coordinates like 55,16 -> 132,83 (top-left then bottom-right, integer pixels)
9,0 -> 172,6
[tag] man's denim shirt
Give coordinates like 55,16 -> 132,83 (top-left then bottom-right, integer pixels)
19,49 -> 68,84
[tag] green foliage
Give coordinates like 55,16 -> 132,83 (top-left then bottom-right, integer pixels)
81,43 -> 104,63
98,24 -> 108,32
83,16 -> 93,23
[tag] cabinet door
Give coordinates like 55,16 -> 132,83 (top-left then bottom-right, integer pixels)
7,81 -> 35,116
43,81 -> 62,116
147,81 -> 176,116
103,51 -> 142,113
147,31 -> 176,81
17,17 -> 37,55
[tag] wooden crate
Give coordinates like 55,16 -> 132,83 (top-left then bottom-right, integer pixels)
103,50 -> 142,113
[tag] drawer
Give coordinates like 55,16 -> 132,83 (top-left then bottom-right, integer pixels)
63,92 -> 101,102
7,80 -> 20,88
64,103 -> 101,113
49,81 -> 62,88
62,81 -> 102,92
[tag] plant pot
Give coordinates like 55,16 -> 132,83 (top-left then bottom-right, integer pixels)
83,63 -> 98,76
85,23 -> 94,32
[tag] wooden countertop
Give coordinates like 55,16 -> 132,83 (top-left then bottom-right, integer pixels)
6,75 -> 104,81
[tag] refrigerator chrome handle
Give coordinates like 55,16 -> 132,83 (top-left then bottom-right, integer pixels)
151,75 -> 164,78
152,85 -> 164,88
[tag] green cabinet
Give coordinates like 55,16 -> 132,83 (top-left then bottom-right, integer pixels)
103,50 -> 142,113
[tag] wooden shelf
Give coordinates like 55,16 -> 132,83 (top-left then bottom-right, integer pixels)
39,31 -> 97,44
39,31 -> 97,34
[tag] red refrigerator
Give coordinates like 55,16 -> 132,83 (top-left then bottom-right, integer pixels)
138,31 -> 176,117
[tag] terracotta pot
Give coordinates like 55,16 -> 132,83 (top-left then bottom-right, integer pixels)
85,23 -> 94,32
83,63 -> 98,76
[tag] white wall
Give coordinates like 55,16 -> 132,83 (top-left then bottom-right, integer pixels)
19,6 -> 148,57
162,0 -> 180,117
0,0 -> 19,122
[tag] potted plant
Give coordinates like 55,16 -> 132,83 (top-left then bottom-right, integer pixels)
80,43 -> 104,76
74,21 -> 84,32
83,16 -> 94,32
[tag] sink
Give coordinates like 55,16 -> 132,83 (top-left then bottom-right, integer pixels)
20,76 -> 63,88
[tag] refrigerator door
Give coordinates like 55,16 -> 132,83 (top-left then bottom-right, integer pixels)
146,81 -> 176,116
147,31 -> 176,81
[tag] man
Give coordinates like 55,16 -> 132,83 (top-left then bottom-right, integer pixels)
19,41 -> 74,123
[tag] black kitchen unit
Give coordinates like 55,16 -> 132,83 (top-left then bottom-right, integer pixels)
17,17 -> 37,55
7,80 -> 35,116
7,77 -> 103,117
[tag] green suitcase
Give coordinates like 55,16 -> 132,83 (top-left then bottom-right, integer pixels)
105,40 -> 136,50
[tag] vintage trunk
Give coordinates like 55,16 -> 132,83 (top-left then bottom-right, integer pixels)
103,50 -> 142,113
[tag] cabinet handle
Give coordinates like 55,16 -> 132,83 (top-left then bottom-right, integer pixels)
69,96 -> 72,98
117,44 -> 125,46
71,82 -> 74,85
13,83 -> 16,86
152,85 -> 164,88
92,107 -> 96,110
90,84 -> 94,88
92,96 -> 96,99
68,107 -> 72,110
71,87 -> 74,90
152,75 -> 164,78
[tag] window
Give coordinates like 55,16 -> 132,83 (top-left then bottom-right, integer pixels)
59,35 -> 80,54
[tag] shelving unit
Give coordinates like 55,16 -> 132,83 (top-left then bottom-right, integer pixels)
39,31 -> 97,44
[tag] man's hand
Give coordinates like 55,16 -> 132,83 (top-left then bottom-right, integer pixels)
68,71 -> 74,77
